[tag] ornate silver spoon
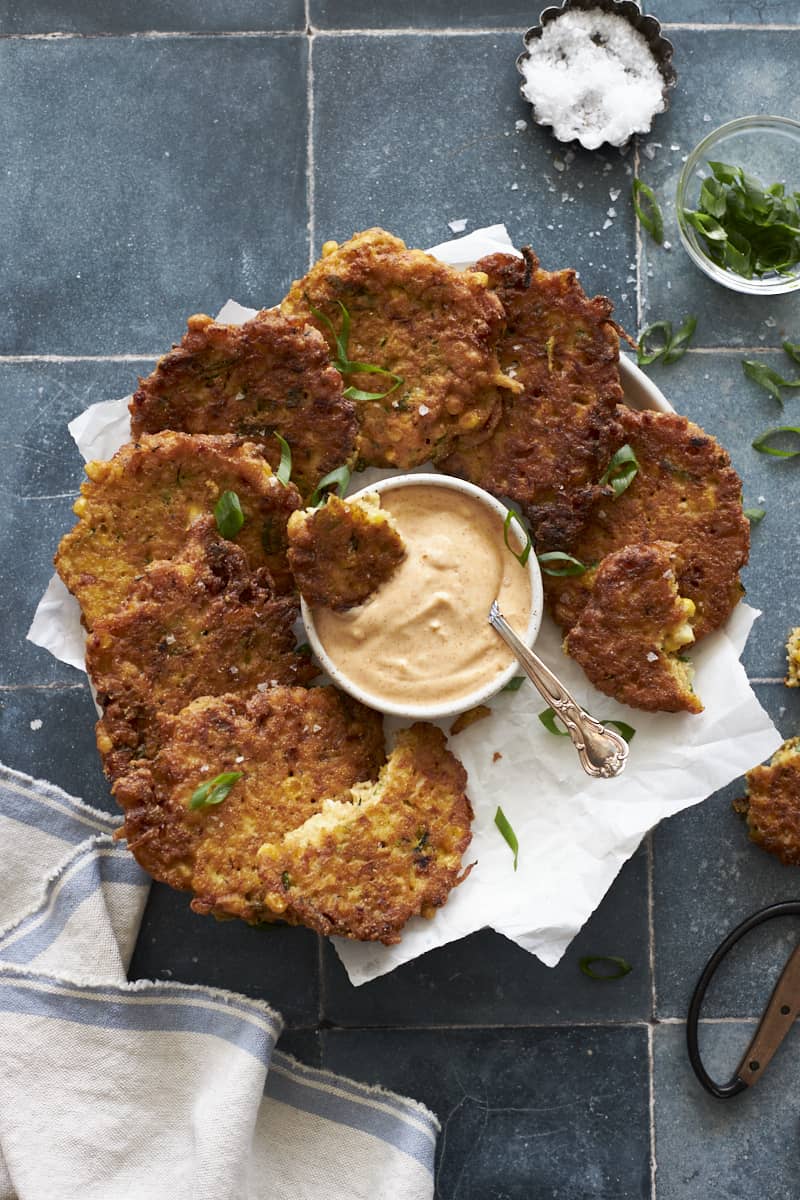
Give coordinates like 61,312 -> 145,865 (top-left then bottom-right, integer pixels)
488,601 -> 629,779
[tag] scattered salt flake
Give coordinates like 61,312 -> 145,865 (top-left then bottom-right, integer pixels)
257,682 -> 269,692
609,187 -> 621,201
229,665 -> 239,675
235,755 -> 245,764
312,724 -> 322,733
626,275 -> 636,284
546,224 -> 554,232
515,119 -> 527,132
643,143 -> 657,160
561,192 -> 570,202
681,154 -> 688,163
200,765 -> 209,773
576,181 -> 584,189
589,231 -> 595,238
602,218 -> 613,230
510,182 -> 519,190
758,333 -> 766,341
670,143 -> 680,151
703,113 -> 712,122
565,149 -> 575,165
607,206 -> 617,217
29,719 -> 42,732
447,218 -> 468,233
553,159 -> 565,172
758,495 -> 766,503
663,240 -> 672,250
603,161 -> 613,174
646,651 -> 659,662
164,634 -> 176,644
621,292 -> 628,301
764,316 -> 777,327
418,403 -> 430,415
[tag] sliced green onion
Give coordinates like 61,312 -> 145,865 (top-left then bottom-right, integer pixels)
743,359 -> 800,403
662,315 -> 697,364
752,425 -> 800,458
295,641 -> 313,657
783,339 -> 800,365
494,805 -> 519,870
308,464 -> 352,508
502,676 -> 525,693
214,490 -> 244,539
281,871 -> 291,890
538,707 -> 569,736
309,299 -> 404,400
274,433 -> 292,485
604,720 -> 636,744
308,299 -> 350,365
579,955 -> 632,980
632,179 -> 664,244
743,507 -> 766,523
189,771 -> 242,811
503,508 -> 532,567
599,444 -> 639,498
637,316 -> 697,367
536,551 -> 588,577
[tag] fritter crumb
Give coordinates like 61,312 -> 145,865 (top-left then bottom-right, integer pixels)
786,627 -> 800,687
287,492 -> 406,610
450,705 -> 492,735
256,723 -> 474,944
734,738 -> 800,864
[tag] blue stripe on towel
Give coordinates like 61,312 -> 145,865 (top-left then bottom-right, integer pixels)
0,768 -> 119,843
0,974 -> 280,1064
0,844 -> 146,964
265,1058 -> 436,1174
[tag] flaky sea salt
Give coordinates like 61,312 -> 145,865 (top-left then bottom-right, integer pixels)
520,9 -> 666,150
646,651 -> 659,662
29,719 -> 42,731
447,218 -> 468,233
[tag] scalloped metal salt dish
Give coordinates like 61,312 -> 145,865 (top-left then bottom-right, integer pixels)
516,0 -> 677,151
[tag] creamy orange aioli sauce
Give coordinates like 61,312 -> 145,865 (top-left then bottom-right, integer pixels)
311,485 -> 532,708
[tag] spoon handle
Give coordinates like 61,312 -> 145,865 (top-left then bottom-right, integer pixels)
488,602 -> 629,780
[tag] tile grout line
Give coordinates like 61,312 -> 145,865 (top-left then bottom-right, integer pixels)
0,29 -> 305,41
646,830 -> 657,1200
306,11 -> 315,270
0,355 -> 156,363
633,140 -> 644,333
647,1022 -> 657,1200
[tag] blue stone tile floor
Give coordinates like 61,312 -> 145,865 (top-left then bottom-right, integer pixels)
2,6 -> 799,1196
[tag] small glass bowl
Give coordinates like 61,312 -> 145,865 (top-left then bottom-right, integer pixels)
676,115 -> 800,296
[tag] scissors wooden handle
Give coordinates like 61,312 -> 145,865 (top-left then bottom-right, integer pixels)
687,901 -> 800,1098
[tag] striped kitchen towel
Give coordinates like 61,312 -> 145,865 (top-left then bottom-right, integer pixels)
0,764 -> 438,1200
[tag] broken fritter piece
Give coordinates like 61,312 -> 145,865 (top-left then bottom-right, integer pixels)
112,686 -> 386,924
55,431 -> 301,627
282,228 -> 519,468
734,738 -> 800,864
287,492 -> 406,610
564,541 -> 702,713
542,407 -> 750,641
440,249 -> 625,531
130,310 -> 357,499
256,723 -> 474,944
786,628 -> 800,687
87,516 -> 316,780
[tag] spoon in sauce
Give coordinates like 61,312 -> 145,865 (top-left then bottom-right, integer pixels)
488,601 -> 629,779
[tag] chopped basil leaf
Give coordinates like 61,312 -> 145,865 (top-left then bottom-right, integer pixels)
214,490 -> 244,539
579,955 -> 632,981
503,508 -> 532,567
538,707 -> 569,736
536,551 -> 588,577
502,676 -> 525,692
494,805 -> 519,870
752,425 -> 800,458
274,433 -> 292,485
599,444 -> 639,498
189,771 -> 242,811
743,507 -> 766,523
308,464 -> 352,508
637,316 -> 697,366
632,179 -> 664,244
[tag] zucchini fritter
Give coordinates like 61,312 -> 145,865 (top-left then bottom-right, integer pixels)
440,250 -> 624,527
282,228 -> 518,468
112,686 -> 386,924
786,627 -> 800,687
87,517 -> 315,781
542,408 -> 750,641
287,492 -> 406,610
734,738 -> 800,864
55,431 -> 301,627
130,310 -> 357,499
256,723 -> 473,944
564,541 -> 702,713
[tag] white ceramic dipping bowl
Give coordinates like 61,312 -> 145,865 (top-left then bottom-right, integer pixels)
300,473 -> 544,721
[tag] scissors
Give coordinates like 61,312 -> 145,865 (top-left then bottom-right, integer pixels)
687,901 -> 800,1098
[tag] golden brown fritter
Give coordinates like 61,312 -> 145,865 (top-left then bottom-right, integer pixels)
542,408 -> 750,641
87,517 -> 316,781
564,542 -> 702,714
287,492 -> 406,610
734,738 -> 800,864
256,723 -> 474,944
282,228 -> 518,469
440,250 -> 625,531
786,628 -> 800,687
450,705 -> 492,735
55,431 -> 301,627
112,686 -> 386,924
130,310 -> 357,499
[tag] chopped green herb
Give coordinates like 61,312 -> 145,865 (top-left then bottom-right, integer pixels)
214,490 -> 244,539
743,506 -> 766,523
536,551 -> 588,577
682,160 -> 800,280
274,433 -> 292,484
637,316 -> 697,366
783,339 -> 800,365
604,720 -> 636,744
539,707 -> 569,736
744,358 -> 800,404
752,425 -> 800,458
632,179 -> 664,244
579,955 -> 632,981
281,871 -> 291,890
308,464 -> 352,508
599,444 -> 640,498
502,676 -> 526,692
503,508 -> 532,567
189,771 -> 242,811
309,299 -> 403,400
494,805 -> 519,870
295,641 -> 313,657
